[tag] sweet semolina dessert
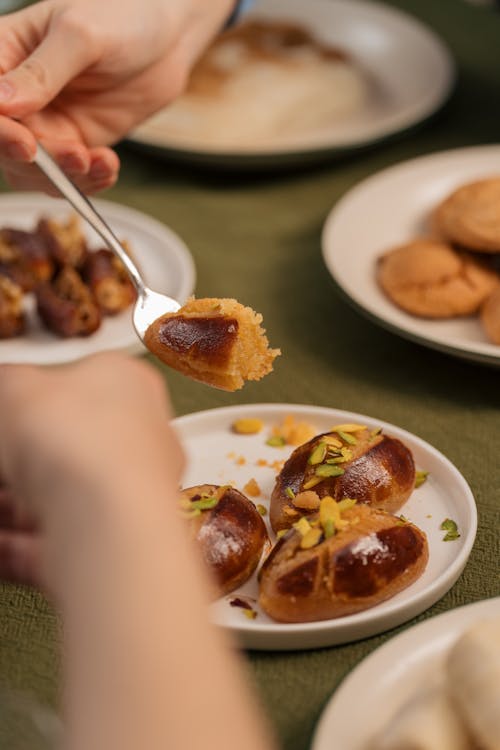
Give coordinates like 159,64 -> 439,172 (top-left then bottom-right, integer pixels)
144,297 -> 280,391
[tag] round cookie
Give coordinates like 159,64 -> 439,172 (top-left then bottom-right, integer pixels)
481,286 -> 500,344
434,178 -> 500,253
377,239 -> 499,318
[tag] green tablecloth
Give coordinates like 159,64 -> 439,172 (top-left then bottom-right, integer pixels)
1,1 -> 499,747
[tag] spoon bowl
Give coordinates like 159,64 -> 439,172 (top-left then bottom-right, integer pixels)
33,144 -> 180,342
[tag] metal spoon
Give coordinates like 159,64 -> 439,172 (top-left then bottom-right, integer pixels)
33,143 -> 180,340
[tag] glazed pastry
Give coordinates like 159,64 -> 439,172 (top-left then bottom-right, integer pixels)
0,275 -> 25,338
37,215 -> 88,268
446,617 -> 500,750
82,249 -> 136,315
259,501 -> 428,622
377,240 -> 498,317
36,266 -> 101,337
180,484 -> 269,595
370,685 -> 472,750
0,227 -> 54,292
144,297 -> 280,391
270,426 -> 415,533
481,286 -> 500,344
433,178 -> 500,253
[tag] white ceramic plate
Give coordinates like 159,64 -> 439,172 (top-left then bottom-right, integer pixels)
312,595 -> 500,750
0,193 -> 195,364
322,144 -> 500,367
173,403 -> 476,651
129,0 -> 454,167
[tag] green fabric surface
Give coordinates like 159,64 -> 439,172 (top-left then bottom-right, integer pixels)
1,0 -> 500,747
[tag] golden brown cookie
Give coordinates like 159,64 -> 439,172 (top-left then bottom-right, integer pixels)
480,286 -> 500,344
433,178 -> 500,253
377,240 -> 499,317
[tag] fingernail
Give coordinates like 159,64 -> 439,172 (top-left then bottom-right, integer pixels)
6,141 -> 32,161
60,155 -> 85,173
90,159 -> 111,179
0,80 -> 15,101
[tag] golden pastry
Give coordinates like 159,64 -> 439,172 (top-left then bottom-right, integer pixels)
433,177 -> 500,253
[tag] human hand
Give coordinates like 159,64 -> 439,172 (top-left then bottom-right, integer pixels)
0,352 -> 184,592
0,0 -> 235,194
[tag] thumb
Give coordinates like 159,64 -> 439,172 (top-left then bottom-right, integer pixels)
0,19 -> 95,118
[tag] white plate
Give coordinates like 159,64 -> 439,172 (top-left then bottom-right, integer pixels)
173,403 -> 476,651
312,596 -> 500,750
0,193 -> 195,364
322,144 -> 500,367
129,0 -> 454,167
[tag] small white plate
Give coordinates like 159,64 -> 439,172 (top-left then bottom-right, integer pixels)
0,193 -> 195,364
322,144 -> 500,367
173,403 -> 476,651
129,0 -> 454,167
312,596 -> 500,750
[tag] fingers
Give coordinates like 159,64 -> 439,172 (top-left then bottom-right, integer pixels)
0,13 -> 96,120
0,530 -> 41,587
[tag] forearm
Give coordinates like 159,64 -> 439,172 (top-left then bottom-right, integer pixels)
48,474 -> 276,750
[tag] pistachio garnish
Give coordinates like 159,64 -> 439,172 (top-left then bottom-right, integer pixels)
293,517 -> 312,536
308,441 -> 327,465
330,424 -> 367,433
369,427 -> 382,440
300,527 -> 323,549
266,435 -> 286,447
337,498 -> 357,512
415,470 -> 429,488
315,464 -> 345,478
286,487 -> 296,500
189,495 -> 219,511
336,429 -> 357,445
440,518 -> 460,541
302,476 -> 323,490
324,435 -> 343,449
256,504 -> 267,516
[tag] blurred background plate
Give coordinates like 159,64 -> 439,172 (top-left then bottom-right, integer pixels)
0,193 -> 195,364
128,0 -> 455,168
312,596 -> 500,750
321,144 -> 500,367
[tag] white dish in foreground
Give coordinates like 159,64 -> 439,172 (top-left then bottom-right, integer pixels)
130,0 -> 454,165
322,144 -> 500,367
173,403 -> 476,651
0,193 -> 195,364
312,596 -> 500,750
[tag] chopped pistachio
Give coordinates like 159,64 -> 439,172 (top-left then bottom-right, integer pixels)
190,495 -> 219,511
256,504 -> 267,516
243,608 -> 257,619
397,514 -> 410,525
302,476 -> 323,490
324,435 -> 343,449
440,518 -> 460,541
266,435 -> 286,447
323,518 -> 336,539
293,517 -> 312,536
232,418 -> 264,435
337,498 -> 357,512
286,487 -> 296,500
276,529 -> 288,539
369,427 -> 382,440
415,470 -> 429,488
315,464 -> 345,478
330,423 -> 367,433
336,430 -> 357,445
308,442 -> 327,465
300,527 -> 323,549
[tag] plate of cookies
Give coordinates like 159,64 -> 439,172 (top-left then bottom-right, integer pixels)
173,403 -> 476,650
0,193 -> 195,364
322,144 -> 500,366
312,596 -> 500,750
129,0 -> 454,167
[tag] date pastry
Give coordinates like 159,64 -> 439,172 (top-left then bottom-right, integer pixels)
36,266 -> 101,337
82,249 -> 136,315
180,484 -> 269,595
433,177 -> 500,253
37,215 -> 88,268
259,500 -> 428,623
270,425 -> 415,533
0,276 -> 25,338
144,297 -> 280,391
0,227 -> 54,292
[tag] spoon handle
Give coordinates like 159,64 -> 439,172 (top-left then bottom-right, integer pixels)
33,143 -> 145,294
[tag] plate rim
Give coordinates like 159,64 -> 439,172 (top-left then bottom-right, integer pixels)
173,402 -> 477,650
321,143 -> 500,368
0,191 -> 196,364
128,0 -> 456,162
311,595 -> 500,750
